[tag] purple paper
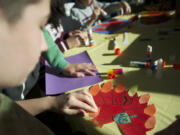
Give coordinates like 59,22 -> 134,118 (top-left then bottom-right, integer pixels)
45,51 -> 103,95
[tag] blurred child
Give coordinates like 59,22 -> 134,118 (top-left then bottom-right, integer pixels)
0,0 -> 53,134
0,0 -> 98,134
45,0 -> 89,51
61,0 -> 131,32
45,24 -> 88,51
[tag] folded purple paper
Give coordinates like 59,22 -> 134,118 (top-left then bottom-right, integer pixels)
45,51 -> 103,95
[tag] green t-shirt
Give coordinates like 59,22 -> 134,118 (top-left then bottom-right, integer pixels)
43,29 -> 69,72
0,94 -> 54,135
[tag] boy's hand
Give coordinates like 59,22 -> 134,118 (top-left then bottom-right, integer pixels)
66,36 -> 81,48
67,30 -> 88,47
48,90 -> 98,116
119,1 -> 131,14
62,63 -> 97,77
69,30 -> 87,38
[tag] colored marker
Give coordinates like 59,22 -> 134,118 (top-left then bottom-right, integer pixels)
108,73 -> 115,79
88,28 -> 92,39
87,28 -> 94,47
162,60 -> 166,67
147,45 -> 152,55
146,45 -> 152,63
89,40 -> 94,47
130,61 -> 149,68
151,60 -> 158,71
108,68 -> 123,75
114,68 -> 123,74
85,38 -> 89,46
108,69 -> 113,74
157,58 -> 163,69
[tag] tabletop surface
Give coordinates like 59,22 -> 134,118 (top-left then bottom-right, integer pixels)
61,13 -> 180,135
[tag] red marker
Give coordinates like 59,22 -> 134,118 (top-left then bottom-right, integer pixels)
108,73 -> 115,79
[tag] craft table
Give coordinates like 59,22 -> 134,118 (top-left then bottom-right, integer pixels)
51,13 -> 180,135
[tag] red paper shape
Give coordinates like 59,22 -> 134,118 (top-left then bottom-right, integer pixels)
89,81 -> 156,135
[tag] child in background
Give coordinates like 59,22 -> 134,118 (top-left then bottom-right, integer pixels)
45,0 -> 89,52
42,28 -> 97,77
45,23 -> 88,52
42,0 -> 97,77
61,0 -> 131,32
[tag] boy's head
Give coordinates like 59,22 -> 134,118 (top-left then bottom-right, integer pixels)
0,0 -> 50,88
78,0 -> 94,6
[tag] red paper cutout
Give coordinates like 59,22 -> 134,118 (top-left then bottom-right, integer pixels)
139,94 -> 150,104
89,81 -> 156,135
144,104 -> 156,116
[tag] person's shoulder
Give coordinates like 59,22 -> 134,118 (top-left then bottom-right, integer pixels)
64,1 -> 77,16
64,2 -> 75,10
69,5 -> 82,17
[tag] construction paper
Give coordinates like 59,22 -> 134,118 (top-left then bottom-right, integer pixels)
140,11 -> 171,25
45,51 -> 103,95
92,18 -> 132,34
89,81 -> 156,135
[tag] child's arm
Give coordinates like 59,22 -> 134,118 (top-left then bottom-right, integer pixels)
16,90 -> 98,116
87,5 -> 101,28
60,30 -> 88,49
63,63 -> 97,77
42,28 -> 69,72
66,30 -> 88,48
42,29 -> 97,76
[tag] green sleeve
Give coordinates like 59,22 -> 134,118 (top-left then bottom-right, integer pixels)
42,28 -> 69,72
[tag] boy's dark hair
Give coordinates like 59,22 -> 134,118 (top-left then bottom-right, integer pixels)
0,0 -> 42,24
48,0 -> 65,28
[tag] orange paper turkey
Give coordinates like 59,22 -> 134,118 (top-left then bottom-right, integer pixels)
89,81 -> 156,135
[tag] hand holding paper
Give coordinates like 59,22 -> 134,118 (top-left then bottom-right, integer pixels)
67,30 -> 88,48
62,63 -> 97,77
45,51 -> 103,95
48,90 -> 98,115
